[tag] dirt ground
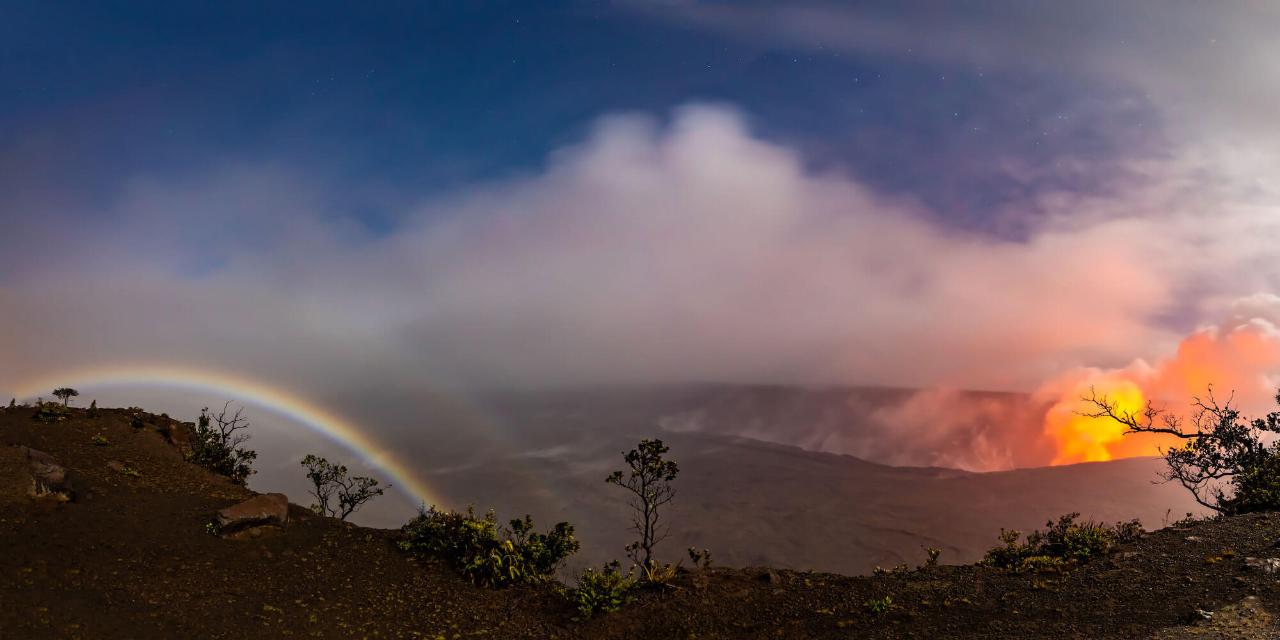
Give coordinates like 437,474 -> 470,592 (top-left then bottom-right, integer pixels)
4,405 -> 1280,639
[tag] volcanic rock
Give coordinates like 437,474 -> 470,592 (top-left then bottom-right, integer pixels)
29,461 -> 73,501
216,493 -> 289,536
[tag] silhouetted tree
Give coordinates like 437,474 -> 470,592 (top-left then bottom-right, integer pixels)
606,439 -> 679,575
52,388 -> 79,407
1085,385 -> 1280,514
301,454 -> 387,520
188,402 -> 257,484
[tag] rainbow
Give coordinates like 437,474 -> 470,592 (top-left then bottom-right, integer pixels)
13,365 -> 443,507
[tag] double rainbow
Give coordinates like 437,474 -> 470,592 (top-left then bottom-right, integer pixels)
13,365 -> 442,507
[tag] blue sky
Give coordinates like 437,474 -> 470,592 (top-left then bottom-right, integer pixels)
2,1 -> 1165,235
3,2 -> 1280,397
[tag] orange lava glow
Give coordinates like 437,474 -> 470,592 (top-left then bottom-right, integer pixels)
1045,379 -> 1147,465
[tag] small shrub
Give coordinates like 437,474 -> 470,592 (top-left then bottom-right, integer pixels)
923,546 -> 941,569
687,547 -> 713,570
872,563 -> 910,576
91,434 -> 109,446
864,595 -> 894,615
399,506 -> 579,588
567,561 -> 636,620
984,513 -> 1142,570
32,402 -> 70,423
88,400 -> 98,417
640,561 -> 678,584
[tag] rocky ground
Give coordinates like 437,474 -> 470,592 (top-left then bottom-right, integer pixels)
4,405 -> 1280,639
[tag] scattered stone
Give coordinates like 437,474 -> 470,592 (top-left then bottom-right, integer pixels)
1117,551 -> 1140,560
1185,536 -> 1204,543
106,460 -> 125,473
1156,596 -> 1278,639
1244,557 -> 1280,574
215,493 -> 289,538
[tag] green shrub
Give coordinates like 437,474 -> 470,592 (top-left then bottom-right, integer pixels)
567,561 -> 636,620
399,506 -> 579,588
1219,453 -> 1280,514
864,595 -> 894,615
32,402 -> 70,423
984,513 -> 1142,570
91,434 -> 109,446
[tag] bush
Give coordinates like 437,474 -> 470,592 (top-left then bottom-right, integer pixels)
1219,453 -> 1280,514
186,403 -> 256,484
984,513 -> 1142,571
864,595 -> 894,615
567,561 -> 636,620
923,546 -> 941,568
399,506 -> 579,588
687,547 -> 713,570
32,402 -> 70,423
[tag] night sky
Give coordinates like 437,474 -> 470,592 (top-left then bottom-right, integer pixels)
4,1 -> 1280,397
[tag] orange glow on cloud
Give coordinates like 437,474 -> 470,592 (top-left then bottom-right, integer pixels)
1041,306 -> 1280,466
1046,379 -> 1146,464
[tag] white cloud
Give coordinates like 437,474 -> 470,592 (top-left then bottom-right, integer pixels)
6,104 -> 1275,396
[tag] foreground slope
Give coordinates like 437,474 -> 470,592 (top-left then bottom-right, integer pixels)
4,405 -> 1280,639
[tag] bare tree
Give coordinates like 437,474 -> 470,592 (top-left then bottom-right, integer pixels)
301,454 -> 387,520
606,439 -> 679,575
1082,385 -> 1280,514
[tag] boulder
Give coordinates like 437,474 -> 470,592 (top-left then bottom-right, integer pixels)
29,461 -> 73,501
216,493 -> 289,536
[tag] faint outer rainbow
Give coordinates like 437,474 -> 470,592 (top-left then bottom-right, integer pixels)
14,365 -> 443,507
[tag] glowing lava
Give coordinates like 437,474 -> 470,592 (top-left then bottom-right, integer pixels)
1045,379 -> 1146,465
